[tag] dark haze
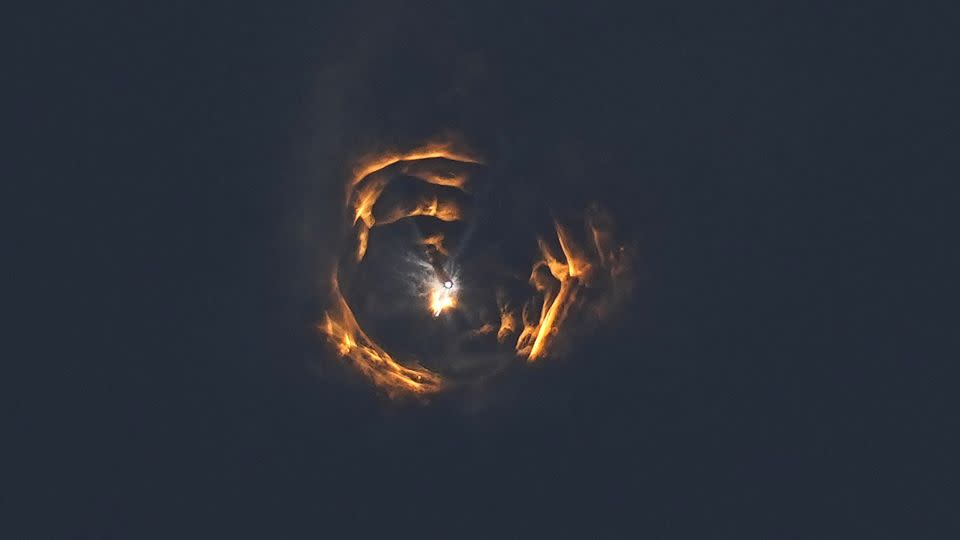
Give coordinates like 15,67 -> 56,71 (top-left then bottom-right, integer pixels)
15,1 -> 955,538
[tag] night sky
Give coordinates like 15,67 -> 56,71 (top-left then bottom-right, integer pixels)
17,1 -> 956,537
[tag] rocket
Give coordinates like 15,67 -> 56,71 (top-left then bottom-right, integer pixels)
429,253 -> 454,289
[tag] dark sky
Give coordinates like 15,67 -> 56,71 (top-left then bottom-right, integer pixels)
16,1 -> 957,538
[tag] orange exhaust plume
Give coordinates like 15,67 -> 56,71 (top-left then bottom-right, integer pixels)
320,277 -> 442,397
527,279 -> 579,361
420,233 -> 448,256
514,297 -> 541,357
517,217 -> 617,362
373,193 -> 464,226
498,311 -> 518,343
555,221 -> 593,280
496,290 -> 518,344
352,176 -> 390,227
349,141 -> 483,190
321,138 -> 628,397
401,159 -> 478,191
355,223 -> 370,262
536,237 -> 569,282
321,140 -> 483,397
470,323 -> 496,337
346,140 -> 480,266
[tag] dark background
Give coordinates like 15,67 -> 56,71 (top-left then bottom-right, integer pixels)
16,1 -> 956,537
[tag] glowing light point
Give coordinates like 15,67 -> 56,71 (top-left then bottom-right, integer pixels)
430,280 -> 457,317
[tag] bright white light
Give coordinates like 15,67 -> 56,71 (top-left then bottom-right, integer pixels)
443,280 -> 453,289
430,283 -> 456,317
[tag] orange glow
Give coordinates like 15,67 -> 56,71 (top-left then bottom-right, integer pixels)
320,276 -> 442,397
374,194 -> 463,226
514,297 -> 540,357
516,217 -> 620,362
420,233 -> 448,256
321,137 -> 628,397
349,141 -> 483,189
407,168 -> 468,190
346,140 -> 480,268
470,323 -> 496,337
496,290 -> 518,344
321,140 -> 482,397
498,311 -> 517,343
555,222 -> 591,279
528,279 -> 578,360
355,223 -> 369,262
352,176 -> 389,227
429,281 -> 457,317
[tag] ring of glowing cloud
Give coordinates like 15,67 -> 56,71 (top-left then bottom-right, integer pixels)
319,139 -> 631,398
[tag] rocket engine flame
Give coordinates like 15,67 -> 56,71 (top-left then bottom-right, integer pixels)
429,280 -> 457,317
